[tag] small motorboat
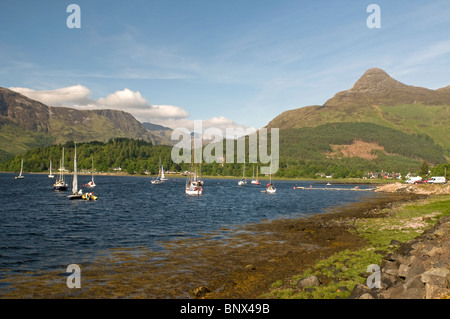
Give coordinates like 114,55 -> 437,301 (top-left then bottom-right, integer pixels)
82,192 -> 98,201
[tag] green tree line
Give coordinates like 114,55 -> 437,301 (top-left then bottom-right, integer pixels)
1,123 -> 447,179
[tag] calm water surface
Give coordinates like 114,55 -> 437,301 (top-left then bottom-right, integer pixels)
0,173 -> 378,280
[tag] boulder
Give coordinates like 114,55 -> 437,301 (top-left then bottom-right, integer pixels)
350,284 -> 371,298
397,264 -> 409,279
297,275 -> 320,289
403,288 -> 425,299
350,215 -> 450,299
382,260 -> 399,276
358,293 -> 374,299
404,275 -> 425,290
421,267 -> 450,284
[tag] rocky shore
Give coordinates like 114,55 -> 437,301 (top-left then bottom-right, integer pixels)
351,215 -> 450,299
376,182 -> 450,195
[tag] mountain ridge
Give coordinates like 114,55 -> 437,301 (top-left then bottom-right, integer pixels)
324,67 -> 450,107
266,68 -> 450,153
0,87 -> 171,159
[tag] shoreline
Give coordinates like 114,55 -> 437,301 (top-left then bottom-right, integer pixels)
203,192 -> 423,299
1,171 -> 400,184
262,193 -> 450,299
0,191 -> 424,299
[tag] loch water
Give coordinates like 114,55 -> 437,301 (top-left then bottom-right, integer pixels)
0,173 -> 379,281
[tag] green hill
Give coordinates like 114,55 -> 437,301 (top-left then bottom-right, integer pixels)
275,122 -> 446,178
267,68 -> 450,155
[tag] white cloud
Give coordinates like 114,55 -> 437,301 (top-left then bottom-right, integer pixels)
9,85 -> 94,106
139,104 -> 190,119
94,88 -> 190,122
97,88 -> 150,109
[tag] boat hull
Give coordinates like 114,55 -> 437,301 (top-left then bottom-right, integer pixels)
185,188 -> 202,195
68,194 -> 83,200
83,182 -> 96,188
53,181 -> 68,191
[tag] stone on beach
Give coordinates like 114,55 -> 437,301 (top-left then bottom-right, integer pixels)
297,275 -> 321,289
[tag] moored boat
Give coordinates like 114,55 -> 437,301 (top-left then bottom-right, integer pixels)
83,157 -> 96,188
15,158 -> 24,179
151,160 -> 168,184
238,163 -> 247,186
251,166 -> 260,185
185,136 -> 203,195
54,148 -> 68,190
82,192 -> 97,201
68,143 -> 83,200
264,166 -> 276,193
48,160 -> 54,178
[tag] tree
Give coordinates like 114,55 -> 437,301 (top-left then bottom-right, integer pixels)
418,161 -> 429,177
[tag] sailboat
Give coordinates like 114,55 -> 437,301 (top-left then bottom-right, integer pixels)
15,159 -> 24,179
238,163 -> 247,186
83,157 -> 96,188
251,166 -> 260,185
48,160 -> 54,178
265,166 -> 276,194
68,143 -> 83,200
185,136 -> 203,195
185,168 -> 203,195
54,148 -> 68,190
151,160 -> 168,184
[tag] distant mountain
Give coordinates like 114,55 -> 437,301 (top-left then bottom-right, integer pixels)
142,122 -> 172,131
142,121 -> 174,145
0,87 -> 170,160
267,68 -> 450,153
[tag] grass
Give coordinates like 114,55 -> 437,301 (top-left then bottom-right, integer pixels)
262,194 -> 450,299
380,104 -> 450,151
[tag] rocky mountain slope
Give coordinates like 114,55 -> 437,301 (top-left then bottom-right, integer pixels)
0,87 -> 170,159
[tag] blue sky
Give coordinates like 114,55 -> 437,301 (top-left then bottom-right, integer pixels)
1,0 -> 450,130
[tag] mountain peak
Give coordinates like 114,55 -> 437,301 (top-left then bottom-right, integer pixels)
349,68 -> 405,94
361,67 -> 389,76
322,67 -> 450,107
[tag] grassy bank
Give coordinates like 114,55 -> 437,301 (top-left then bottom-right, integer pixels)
263,194 -> 450,299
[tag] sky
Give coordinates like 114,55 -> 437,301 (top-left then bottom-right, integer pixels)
1,0 -> 450,132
